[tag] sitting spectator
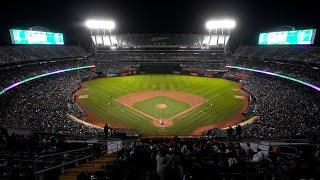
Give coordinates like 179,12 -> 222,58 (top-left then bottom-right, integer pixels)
252,148 -> 270,162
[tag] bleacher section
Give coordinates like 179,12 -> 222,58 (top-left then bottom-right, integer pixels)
2,129 -> 318,180
0,128 -> 122,180
64,137 -> 319,180
0,46 -> 88,64
233,46 -> 320,65
94,49 -> 226,63
0,60 -> 102,136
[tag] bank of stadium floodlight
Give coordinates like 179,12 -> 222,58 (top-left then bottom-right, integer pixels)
205,19 -> 236,47
205,19 -> 236,31
85,20 -> 115,33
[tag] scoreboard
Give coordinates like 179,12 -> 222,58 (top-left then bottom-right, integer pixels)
10,29 -> 64,45
258,29 -> 316,45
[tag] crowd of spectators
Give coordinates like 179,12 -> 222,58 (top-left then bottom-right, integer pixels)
93,137 -> 320,179
0,60 -> 91,88
0,45 -> 88,64
222,48 -> 320,139
232,58 -> 320,84
0,60 -> 103,136
238,73 -> 320,138
94,49 -> 226,63
92,61 -> 139,75
233,46 -> 320,65
0,125 -> 100,179
181,62 -> 229,75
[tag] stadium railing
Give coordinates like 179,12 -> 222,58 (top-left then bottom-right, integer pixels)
34,140 -> 122,180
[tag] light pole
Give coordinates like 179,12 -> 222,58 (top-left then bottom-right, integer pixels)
205,19 -> 236,50
85,19 -> 116,47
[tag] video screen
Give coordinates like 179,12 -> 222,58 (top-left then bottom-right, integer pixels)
10,29 -> 64,45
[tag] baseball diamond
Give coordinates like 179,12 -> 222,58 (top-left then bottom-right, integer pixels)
75,74 -> 249,135
132,96 -> 191,119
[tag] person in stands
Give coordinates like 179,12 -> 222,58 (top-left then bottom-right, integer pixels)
227,126 -> 233,141
236,125 -> 242,140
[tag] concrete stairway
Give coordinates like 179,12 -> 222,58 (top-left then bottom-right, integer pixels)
59,153 -> 117,180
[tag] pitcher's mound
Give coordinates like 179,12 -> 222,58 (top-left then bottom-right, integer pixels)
156,104 -> 167,109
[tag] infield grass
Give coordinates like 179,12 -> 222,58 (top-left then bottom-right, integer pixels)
133,96 -> 190,119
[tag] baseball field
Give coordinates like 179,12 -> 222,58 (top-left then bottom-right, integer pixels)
75,74 -> 249,136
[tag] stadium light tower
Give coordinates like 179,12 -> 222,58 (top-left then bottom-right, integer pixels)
205,19 -> 236,47
85,19 -> 116,47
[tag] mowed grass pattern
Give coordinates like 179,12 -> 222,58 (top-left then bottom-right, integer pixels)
79,74 -> 245,135
133,96 -> 190,119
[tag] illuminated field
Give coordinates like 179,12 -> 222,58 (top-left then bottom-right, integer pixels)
133,96 -> 190,119
76,74 -> 248,136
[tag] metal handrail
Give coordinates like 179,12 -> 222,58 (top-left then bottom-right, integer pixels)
34,140 -> 123,178
37,147 -> 92,158
35,155 -> 93,174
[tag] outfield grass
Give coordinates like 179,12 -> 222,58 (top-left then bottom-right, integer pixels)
78,74 -> 246,135
133,96 -> 190,119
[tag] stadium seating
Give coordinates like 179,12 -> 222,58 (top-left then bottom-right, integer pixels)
0,46 -> 88,64
94,48 -> 226,63
74,137 -> 319,180
2,126 -> 318,180
1,38 -> 320,179
233,46 -> 320,64
225,58 -> 320,138
0,126 -> 114,180
241,73 -> 320,138
231,58 -> 320,84
0,60 -> 102,136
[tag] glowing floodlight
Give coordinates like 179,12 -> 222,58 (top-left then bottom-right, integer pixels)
206,19 -> 236,30
85,20 -> 115,30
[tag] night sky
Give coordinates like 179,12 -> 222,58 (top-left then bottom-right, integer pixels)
1,0 -> 320,48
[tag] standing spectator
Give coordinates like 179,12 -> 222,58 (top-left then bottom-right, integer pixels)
156,149 -> 168,180
236,125 -> 242,140
227,126 -> 233,141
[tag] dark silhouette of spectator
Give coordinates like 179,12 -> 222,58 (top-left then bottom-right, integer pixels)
227,126 -> 233,141
244,143 -> 254,159
104,123 -> 109,140
236,125 -> 242,140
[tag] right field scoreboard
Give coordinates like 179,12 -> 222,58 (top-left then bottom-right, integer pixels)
258,29 -> 317,45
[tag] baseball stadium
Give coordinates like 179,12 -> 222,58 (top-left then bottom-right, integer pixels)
1,0 -> 320,179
